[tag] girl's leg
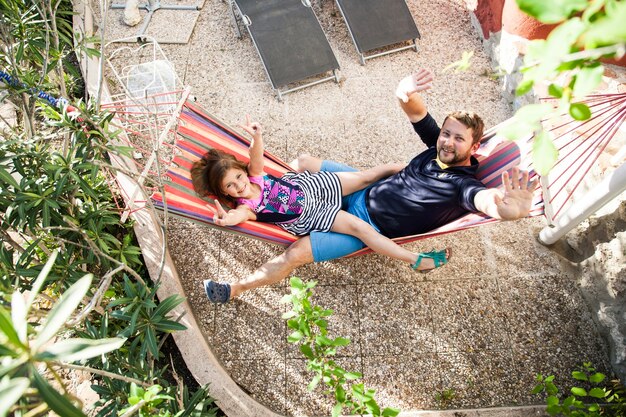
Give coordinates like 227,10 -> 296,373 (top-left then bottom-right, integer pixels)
228,236 -> 314,298
330,210 -> 441,270
290,154 -> 324,173
336,163 -> 405,196
291,154 -> 404,196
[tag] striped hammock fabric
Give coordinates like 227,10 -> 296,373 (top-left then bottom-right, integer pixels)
151,93 -> 625,257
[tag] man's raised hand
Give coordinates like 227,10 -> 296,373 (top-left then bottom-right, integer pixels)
395,69 -> 434,103
494,167 -> 539,220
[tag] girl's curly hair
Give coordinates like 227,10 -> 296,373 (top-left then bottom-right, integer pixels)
190,148 -> 248,207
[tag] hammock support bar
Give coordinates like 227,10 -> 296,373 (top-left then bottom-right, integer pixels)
539,161 -> 626,245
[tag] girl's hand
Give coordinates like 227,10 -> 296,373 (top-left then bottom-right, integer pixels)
243,114 -> 265,176
240,115 -> 262,140
207,201 -> 229,226
207,201 -> 251,226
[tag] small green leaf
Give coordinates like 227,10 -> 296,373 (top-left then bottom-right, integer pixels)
582,1 -> 626,48
515,78 -> 535,96
130,382 -> 142,398
572,65 -> 604,97
562,396 -> 574,407
145,327 -> 159,357
282,311 -> 297,319
589,387 -> 607,398
548,83 -> 563,98
332,337 -> 351,347
344,371 -> 362,380
37,337 -> 126,362
279,294 -> 293,304
572,370 -> 588,381
27,250 -> 58,308
588,403 -> 600,412
152,295 -> 184,318
546,395 -> 559,406
443,50 -> 474,73
365,398 -> 381,415
382,407 -> 401,417
315,335 -> 333,346
300,344 -> 314,359
11,291 -> 27,345
331,402 -> 343,417
0,166 -> 19,189
308,374 -> 321,391
517,103 -> 554,122
516,0 -> 588,23
0,377 -> 29,417
32,370 -> 87,417
287,318 -> 300,330
290,277 -> 304,289
498,119 -> 534,142
571,386 -> 587,396
288,331 -> 303,343
314,319 -> 328,330
531,384 -> 544,394
532,130 -> 559,176
33,274 -> 93,350
589,372 -> 606,384
546,381 -> 559,395
335,385 -> 346,402
569,102 -> 592,120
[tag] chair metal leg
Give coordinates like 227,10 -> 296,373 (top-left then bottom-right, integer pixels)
229,0 -> 243,38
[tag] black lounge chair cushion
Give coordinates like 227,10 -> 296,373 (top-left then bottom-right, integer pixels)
337,0 -> 421,53
234,0 -> 339,88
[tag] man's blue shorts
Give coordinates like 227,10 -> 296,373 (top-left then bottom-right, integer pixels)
310,160 -> 380,262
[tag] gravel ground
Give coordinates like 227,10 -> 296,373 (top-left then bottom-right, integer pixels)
97,0 -> 618,415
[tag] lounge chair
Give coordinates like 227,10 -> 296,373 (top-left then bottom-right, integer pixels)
228,0 -> 340,100
335,0 -> 421,64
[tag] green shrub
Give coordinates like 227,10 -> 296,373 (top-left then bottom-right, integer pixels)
533,362 -> 625,416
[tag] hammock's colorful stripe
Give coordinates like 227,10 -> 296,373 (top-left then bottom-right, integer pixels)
151,100 -> 545,256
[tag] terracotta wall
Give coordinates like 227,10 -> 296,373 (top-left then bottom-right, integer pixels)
471,0 -> 626,66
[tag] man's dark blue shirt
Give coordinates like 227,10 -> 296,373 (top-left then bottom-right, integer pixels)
366,113 -> 486,238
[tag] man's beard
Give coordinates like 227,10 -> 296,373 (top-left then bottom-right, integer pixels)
437,146 -> 472,165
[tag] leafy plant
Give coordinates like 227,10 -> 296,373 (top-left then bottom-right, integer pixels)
499,0 -> 626,175
281,277 -> 400,417
532,362 -> 624,416
0,251 -> 126,417
434,388 -> 456,409
0,2 -> 219,416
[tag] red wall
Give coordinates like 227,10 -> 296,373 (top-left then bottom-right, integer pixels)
472,0 -> 626,66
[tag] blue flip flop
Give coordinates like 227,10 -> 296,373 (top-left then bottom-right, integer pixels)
411,248 -> 451,272
204,280 -> 231,304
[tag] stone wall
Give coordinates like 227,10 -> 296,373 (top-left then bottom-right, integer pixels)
466,0 -> 626,382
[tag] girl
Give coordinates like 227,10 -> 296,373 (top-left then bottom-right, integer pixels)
191,117 -> 450,302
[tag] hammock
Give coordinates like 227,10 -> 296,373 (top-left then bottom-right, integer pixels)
138,93 -> 624,257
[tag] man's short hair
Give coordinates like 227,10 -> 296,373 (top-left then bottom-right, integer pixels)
443,111 -> 484,144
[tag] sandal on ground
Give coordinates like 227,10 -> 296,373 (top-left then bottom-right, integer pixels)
411,248 -> 451,272
204,280 -> 231,304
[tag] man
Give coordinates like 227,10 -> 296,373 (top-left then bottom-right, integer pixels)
203,69 -> 538,304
